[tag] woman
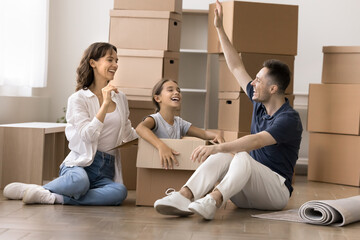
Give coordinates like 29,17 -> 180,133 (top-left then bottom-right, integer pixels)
3,42 -> 137,205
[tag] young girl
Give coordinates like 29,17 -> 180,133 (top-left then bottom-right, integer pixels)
3,42 -> 137,205
136,79 -> 224,170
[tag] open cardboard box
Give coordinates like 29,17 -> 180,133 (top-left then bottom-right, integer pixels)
136,137 -> 212,206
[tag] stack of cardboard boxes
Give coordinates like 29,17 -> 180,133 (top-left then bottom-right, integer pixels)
109,0 -> 182,190
307,46 -> 360,187
207,1 -> 298,140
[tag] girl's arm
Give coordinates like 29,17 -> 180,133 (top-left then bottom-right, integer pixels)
186,126 -> 225,143
136,117 -> 179,169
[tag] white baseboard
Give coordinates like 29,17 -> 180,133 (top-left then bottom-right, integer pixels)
297,157 -> 308,166
294,93 -> 308,109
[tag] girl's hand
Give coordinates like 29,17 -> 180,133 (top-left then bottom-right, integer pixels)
213,134 -> 225,144
101,83 -> 118,106
214,0 -> 223,29
158,144 -> 179,170
191,145 -> 219,163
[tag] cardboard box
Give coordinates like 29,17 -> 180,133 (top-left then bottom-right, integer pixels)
112,49 -> 180,91
218,53 -> 295,94
109,10 -> 181,51
136,168 -> 193,206
208,1 -> 298,55
307,84 -> 360,135
218,92 -> 253,132
223,130 -> 249,142
136,137 -> 206,170
128,100 -> 155,127
322,46 -> 360,84
218,92 -> 294,132
114,0 -> 182,14
136,137 -> 209,206
120,145 -> 138,190
119,100 -> 154,190
308,132 -> 360,187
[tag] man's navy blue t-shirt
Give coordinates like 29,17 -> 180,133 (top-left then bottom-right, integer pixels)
246,82 -> 302,195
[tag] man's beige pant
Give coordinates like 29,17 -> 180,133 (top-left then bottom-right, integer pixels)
185,152 -> 290,210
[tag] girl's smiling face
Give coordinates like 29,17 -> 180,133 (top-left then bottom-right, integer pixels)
154,80 -> 182,110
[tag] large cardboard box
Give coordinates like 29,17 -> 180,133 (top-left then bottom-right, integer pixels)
308,132 -> 360,187
120,145 -> 138,190
218,92 -> 294,132
114,0 -> 182,14
136,168 -> 193,206
120,100 -> 154,190
223,130 -> 249,142
137,137 -> 205,170
322,46 -> 360,84
112,49 -> 180,92
217,92 -> 253,132
208,1 -> 298,55
109,10 -> 181,51
128,100 -> 155,127
136,137 -> 207,206
307,84 -> 360,135
206,129 -> 249,142
218,53 -> 295,94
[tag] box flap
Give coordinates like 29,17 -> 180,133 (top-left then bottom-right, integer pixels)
323,46 -> 360,54
117,49 -> 179,59
110,10 -> 182,21
218,91 -> 240,100
136,137 -> 206,170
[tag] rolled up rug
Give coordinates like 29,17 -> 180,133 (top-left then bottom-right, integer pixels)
252,195 -> 360,226
298,195 -> 360,226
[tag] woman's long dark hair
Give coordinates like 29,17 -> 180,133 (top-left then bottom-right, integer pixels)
75,42 -> 117,91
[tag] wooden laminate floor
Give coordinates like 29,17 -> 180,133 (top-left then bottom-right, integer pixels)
1,176 -> 360,240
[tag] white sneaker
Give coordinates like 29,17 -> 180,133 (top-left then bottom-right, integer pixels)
188,194 -> 217,220
22,186 -> 55,204
3,182 -> 39,200
154,189 -> 193,216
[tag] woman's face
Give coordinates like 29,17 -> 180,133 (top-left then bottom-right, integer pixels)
91,49 -> 118,83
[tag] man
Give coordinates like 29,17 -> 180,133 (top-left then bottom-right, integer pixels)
153,0 -> 302,220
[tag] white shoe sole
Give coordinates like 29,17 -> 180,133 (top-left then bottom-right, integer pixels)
155,204 -> 194,216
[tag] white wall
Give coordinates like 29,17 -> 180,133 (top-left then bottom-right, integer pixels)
44,0 -> 114,122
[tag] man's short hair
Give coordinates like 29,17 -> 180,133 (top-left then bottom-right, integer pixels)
263,59 -> 291,94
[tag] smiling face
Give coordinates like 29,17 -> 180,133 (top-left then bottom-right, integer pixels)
154,80 -> 182,110
251,67 -> 273,103
90,49 -> 118,83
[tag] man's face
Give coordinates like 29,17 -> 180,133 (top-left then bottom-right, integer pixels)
250,67 -> 272,103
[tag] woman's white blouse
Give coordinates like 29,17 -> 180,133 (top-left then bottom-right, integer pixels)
62,89 -> 138,183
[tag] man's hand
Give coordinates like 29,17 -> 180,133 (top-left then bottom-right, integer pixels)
191,145 -> 219,163
158,144 -> 179,170
214,0 -> 223,29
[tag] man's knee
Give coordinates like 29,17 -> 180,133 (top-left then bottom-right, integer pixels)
234,152 -> 253,168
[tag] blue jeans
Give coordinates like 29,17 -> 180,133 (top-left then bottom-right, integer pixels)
43,151 -> 127,205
